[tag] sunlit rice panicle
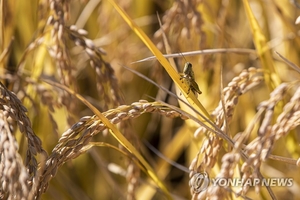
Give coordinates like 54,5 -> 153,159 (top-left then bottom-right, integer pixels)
238,83 -> 291,195
189,67 -> 264,197
272,86 -> 300,140
192,67 -> 263,164
0,112 -> 30,199
34,100 -> 190,199
45,0 -> 77,124
67,25 -> 123,110
211,67 -> 264,130
46,0 -> 72,86
0,83 -> 47,199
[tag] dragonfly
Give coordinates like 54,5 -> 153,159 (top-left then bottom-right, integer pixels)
180,62 -> 202,95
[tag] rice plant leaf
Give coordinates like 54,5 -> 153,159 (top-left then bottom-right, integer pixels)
107,0 -> 212,121
243,0 -> 281,90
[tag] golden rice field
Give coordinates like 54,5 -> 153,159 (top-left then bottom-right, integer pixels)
1,0 -> 300,199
